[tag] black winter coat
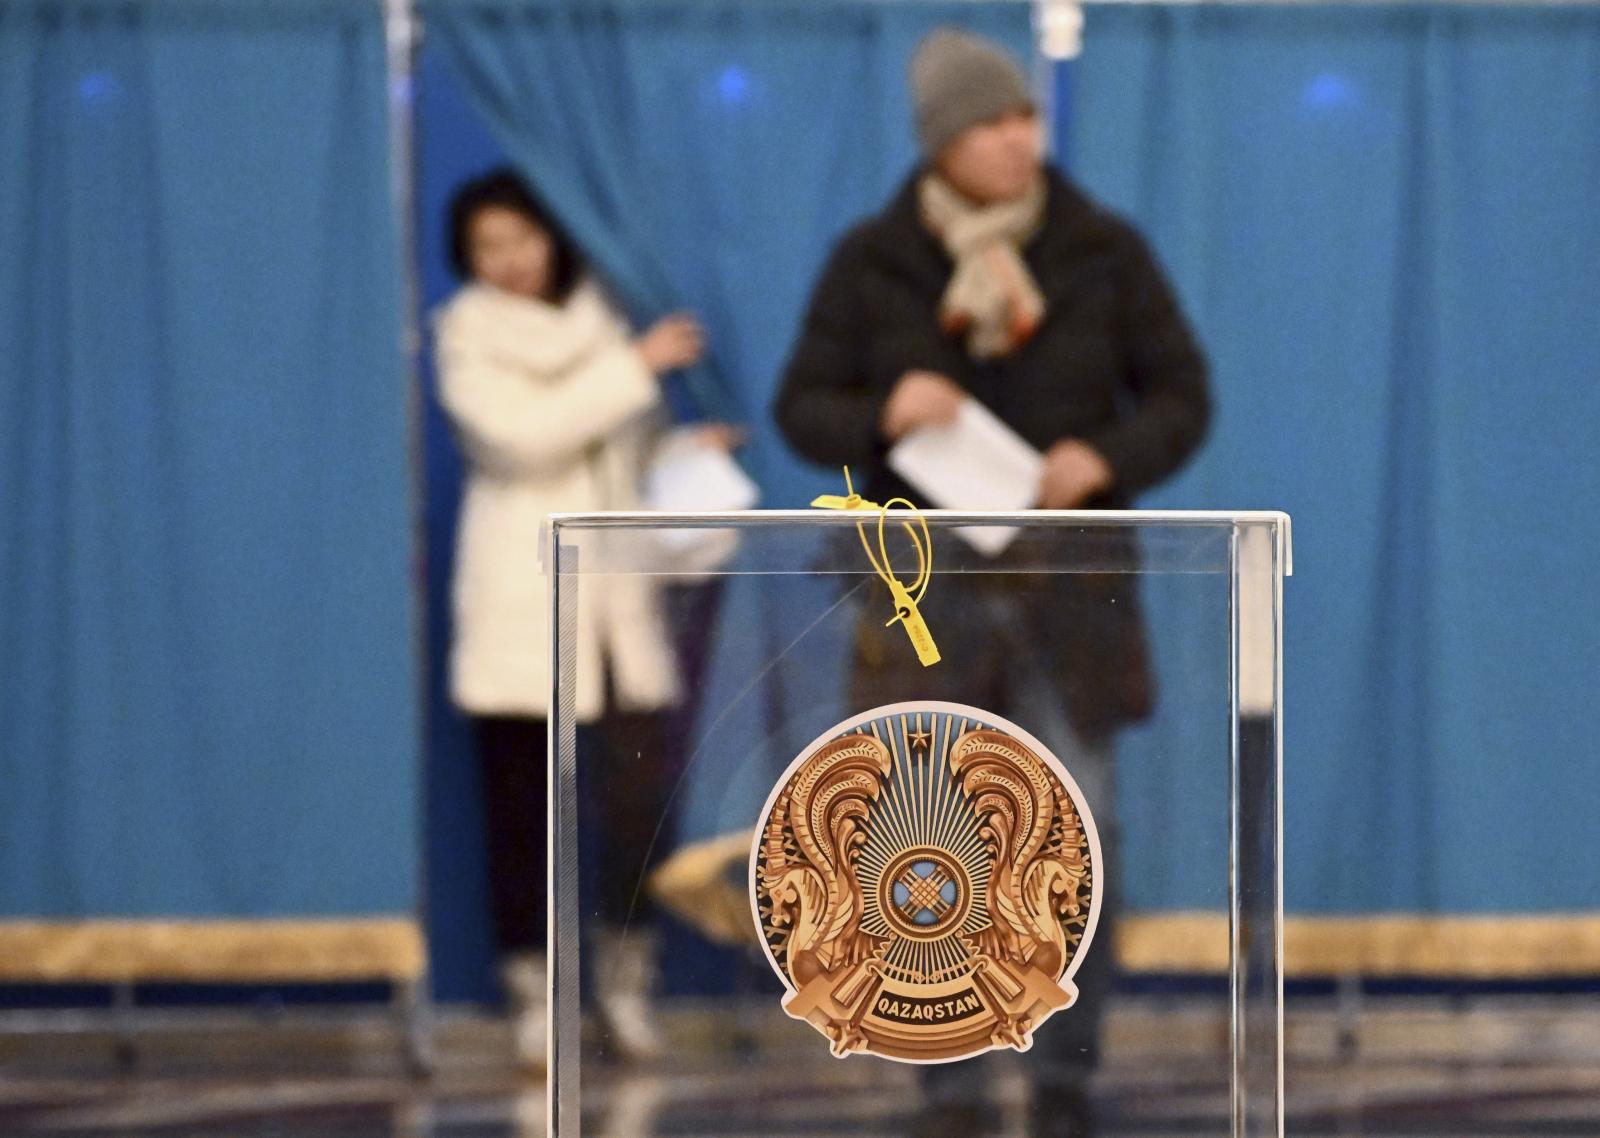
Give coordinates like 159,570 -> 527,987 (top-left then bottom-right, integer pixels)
776,167 -> 1210,504
774,168 -> 1212,739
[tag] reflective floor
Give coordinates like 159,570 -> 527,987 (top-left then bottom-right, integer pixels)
2,993 -> 1597,1136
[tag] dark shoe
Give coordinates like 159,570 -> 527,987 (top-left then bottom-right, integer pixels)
1029,1085 -> 1095,1137
907,1102 -> 992,1138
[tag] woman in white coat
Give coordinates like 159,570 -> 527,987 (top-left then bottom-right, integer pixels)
435,169 -> 714,1065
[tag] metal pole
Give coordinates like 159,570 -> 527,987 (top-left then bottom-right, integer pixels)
382,0 -> 435,1076
1034,0 -> 1085,162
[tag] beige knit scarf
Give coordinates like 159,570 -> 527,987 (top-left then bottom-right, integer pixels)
919,172 -> 1048,359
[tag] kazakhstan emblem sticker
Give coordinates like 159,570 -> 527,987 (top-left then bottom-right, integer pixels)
751,701 -> 1102,1063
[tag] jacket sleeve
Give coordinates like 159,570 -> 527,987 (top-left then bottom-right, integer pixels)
436,324 -> 659,478
1087,225 -> 1213,496
774,236 -> 892,468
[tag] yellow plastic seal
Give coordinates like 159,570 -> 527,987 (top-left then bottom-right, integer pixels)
811,468 -> 940,667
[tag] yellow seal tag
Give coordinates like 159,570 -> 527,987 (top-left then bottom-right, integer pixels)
885,579 -> 938,666
812,468 -> 940,667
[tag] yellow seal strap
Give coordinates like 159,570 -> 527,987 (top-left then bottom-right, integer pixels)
811,467 -> 941,667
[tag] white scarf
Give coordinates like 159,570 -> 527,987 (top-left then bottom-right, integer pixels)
919,173 -> 1048,359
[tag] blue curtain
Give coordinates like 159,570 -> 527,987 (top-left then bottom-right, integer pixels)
421,0 -> 1032,462
421,2 -> 1600,983
1071,5 -> 1600,917
8,0 -> 1590,996
0,0 -> 418,919
417,0 -> 1031,996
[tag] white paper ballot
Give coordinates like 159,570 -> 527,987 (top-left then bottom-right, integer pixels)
644,428 -> 760,564
887,399 -> 1043,556
645,429 -> 760,513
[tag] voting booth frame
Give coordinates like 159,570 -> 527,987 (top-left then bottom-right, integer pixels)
548,509 -> 1290,1138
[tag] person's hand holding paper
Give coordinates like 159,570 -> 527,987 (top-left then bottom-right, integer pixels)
886,397 -> 1044,556
879,370 -> 967,441
644,425 -> 759,573
1037,438 -> 1114,509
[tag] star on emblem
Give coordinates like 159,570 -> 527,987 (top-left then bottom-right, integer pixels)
908,727 -> 932,750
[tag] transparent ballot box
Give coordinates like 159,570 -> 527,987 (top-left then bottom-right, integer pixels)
547,510 -> 1288,1138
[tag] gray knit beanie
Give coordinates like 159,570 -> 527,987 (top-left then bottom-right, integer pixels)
911,29 -> 1035,158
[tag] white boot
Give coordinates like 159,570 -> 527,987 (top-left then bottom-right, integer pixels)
594,928 -> 665,1061
501,950 -> 549,1070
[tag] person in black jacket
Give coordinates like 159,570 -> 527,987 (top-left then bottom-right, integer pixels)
774,28 -> 1210,1138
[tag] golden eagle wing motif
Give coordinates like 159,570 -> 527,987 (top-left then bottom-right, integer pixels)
949,728 -> 1091,983
759,735 -> 891,996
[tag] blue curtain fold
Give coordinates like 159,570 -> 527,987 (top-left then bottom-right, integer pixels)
415,0 -> 1032,996
420,3 -> 1599,984
420,0 -> 1032,442
0,0 -> 418,919
4,0 -> 1594,997
1071,4 -> 1600,917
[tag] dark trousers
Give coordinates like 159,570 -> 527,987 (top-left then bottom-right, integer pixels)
471,581 -> 724,957
850,591 -> 1124,1100
473,710 -> 685,956
473,715 -> 550,956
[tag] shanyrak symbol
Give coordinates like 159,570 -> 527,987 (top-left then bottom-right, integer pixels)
750,701 -> 1102,1063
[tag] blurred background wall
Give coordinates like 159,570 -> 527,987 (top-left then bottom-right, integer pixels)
2,0 -> 1597,1005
